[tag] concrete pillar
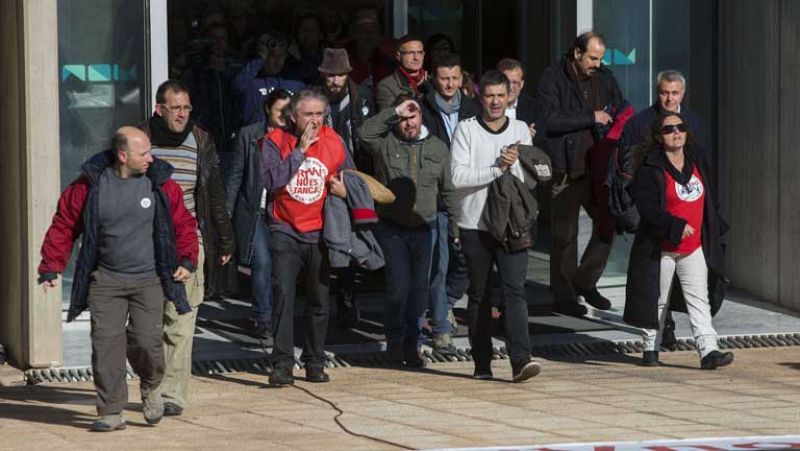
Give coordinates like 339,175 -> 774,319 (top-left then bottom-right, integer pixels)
0,0 -> 62,368
718,0 -> 800,312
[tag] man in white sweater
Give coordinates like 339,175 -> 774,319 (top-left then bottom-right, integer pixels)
450,70 -> 541,382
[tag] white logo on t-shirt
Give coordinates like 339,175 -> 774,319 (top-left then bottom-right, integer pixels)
286,157 -> 328,204
675,174 -> 704,202
140,197 -> 152,209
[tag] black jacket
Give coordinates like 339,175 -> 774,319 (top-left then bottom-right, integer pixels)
623,149 -> 729,329
536,57 -> 624,174
419,82 -> 480,147
327,78 -> 376,173
48,151 -> 196,322
141,123 -> 235,259
482,172 -> 538,252
225,121 -> 269,264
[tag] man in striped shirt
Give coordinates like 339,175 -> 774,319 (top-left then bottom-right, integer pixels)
142,80 -> 234,417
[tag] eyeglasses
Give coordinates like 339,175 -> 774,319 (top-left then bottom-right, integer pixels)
160,104 -> 193,113
660,123 -> 687,135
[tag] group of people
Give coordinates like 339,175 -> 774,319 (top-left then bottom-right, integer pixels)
37,27 -> 734,432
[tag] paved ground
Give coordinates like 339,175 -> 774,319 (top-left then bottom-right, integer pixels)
2,347 -> 799,450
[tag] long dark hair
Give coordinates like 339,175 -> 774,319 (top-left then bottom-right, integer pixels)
643,111 -> 696,153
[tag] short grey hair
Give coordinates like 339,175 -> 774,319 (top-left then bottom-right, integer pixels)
287,89 -> 329,118
656,70 -> 686,88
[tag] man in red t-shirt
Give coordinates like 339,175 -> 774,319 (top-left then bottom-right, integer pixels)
261,90 -> 354,386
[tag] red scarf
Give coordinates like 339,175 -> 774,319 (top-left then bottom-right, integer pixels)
398,66 -> 426,91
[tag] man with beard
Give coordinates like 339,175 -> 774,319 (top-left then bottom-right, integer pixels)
375,35 -> 427,111
141,80 -> 234,417
536,31 -> 624,317
357,96 -> 459,368
418,52 -> 479,354
318,48 -> 376,328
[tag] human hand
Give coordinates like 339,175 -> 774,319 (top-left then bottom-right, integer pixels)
594,110 -> 613,125
298,122 -> 320,153
682,224 -> 696,239
499,142 -> 520,171
172,266 -> 192,283
41,278 -> 58,292
220,254 -> 232,266
329,172 -> 347,199
394,99 -> 420,119
528,122 -> 537,139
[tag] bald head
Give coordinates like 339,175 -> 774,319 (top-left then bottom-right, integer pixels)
113,126 -> 153,177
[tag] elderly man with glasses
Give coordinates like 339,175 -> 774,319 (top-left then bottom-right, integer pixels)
140,79 -> 234,417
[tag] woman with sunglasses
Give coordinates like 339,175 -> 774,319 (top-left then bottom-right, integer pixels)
623,112 -> 732,369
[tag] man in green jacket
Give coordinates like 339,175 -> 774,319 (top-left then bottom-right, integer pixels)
357,97 -> 459,367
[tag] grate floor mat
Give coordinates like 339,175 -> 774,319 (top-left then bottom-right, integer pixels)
24,332 -> 800,384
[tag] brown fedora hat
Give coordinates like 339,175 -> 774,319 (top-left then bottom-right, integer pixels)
318,48 -> 352,75
343,169 -> 396,204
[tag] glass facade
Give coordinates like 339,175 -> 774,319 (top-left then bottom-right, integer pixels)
57,0 -> 149,310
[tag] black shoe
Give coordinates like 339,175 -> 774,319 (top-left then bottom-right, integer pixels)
552,301 -> 588,317
269,367 -> 295,386
403,349 -> 427,368
700,350 -> 734,370
163,402 -> 183,416
247,318 -> 272,340
473,365 -> 493,380
660,329 -> 678,352
305,367 -> 330,383
386,342 -> 404,365
577,288 -> 612,310
642,351 -> 661,366
511,358 -> 541,383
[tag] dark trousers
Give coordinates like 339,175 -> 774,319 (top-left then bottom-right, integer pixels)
376,221 -> 435,349
550,174 -> 613,303
270,232 -> 330,371
460,230 -> 531,367
250,211 -> 273,326
88,269 -> 165,415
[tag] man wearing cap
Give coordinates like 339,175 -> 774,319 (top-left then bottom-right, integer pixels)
318,48 -> 376,328
357,96 -> 460,367
319,48 -> 376,173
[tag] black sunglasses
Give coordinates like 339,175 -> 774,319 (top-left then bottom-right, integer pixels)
660,123 -> 688,135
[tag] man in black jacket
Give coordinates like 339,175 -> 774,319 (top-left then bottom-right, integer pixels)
497,58 -> 541,137
537,31 -> 624,316
419,52 -> 479,353
318,48 -> 376,328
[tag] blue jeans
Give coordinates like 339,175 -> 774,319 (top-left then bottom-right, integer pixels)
251,211 -> 273,328
429,212 -> 470,335
376,221 -> 435,350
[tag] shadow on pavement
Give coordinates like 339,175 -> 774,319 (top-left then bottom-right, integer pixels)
0,385 -> 96,429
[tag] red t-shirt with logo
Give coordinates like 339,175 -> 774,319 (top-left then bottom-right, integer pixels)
662,166 -> 705,254
268,127 -> 346,233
